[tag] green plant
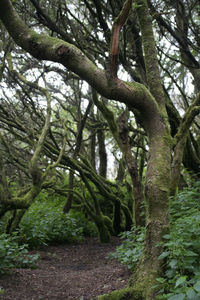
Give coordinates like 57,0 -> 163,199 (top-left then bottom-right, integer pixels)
19,192 -> 97,249
0,233 -> 39,275
155,181 -> 200,299
108,181 -> 200,299
108,226 -> 145,270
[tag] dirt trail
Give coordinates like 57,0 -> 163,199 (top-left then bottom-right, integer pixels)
0,237 -> 130,300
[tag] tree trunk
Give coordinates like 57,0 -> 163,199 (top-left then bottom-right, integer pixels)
117,110 -> 145,227
131,121 -> 171,299
97,129 -> 107,178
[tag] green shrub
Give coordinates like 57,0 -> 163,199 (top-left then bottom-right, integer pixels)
108,181 -> 200,299
108,226 -> 145,270
19,193 -> 97,249
155,181 -> 200,299
0,233 -> 39,275
69,210 -> 98,237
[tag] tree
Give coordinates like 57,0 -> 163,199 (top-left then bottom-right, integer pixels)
0,0 -> 200,299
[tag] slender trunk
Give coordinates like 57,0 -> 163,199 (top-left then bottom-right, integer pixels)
90,130 -> 96,170
97,129 -> 107,178
117,110 -> 145,227
170,139 -> 186,196
64,99 -> 93,213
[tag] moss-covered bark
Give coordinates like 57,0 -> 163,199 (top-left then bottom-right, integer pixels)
170,93 -> 200,195
126,1 -> 172,298
130,128 -> 171,299
80,171 -> 111,243
113,200 -> 122,235
97,287 -> 142,300
6,209 -> 26,233
95,216 -> 111,243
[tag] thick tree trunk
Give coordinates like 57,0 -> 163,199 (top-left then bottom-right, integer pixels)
131,121 -> 171,298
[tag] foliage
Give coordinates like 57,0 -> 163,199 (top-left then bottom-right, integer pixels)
0,233 -> 39,275
19,192 -> 97,249
155,181 -> 200,299
108,226 -> 145,271
109,181 -> 200,299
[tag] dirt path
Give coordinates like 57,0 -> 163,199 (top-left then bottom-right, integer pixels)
0,237 -> 130,300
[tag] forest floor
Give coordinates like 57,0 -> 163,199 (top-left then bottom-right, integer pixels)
0,237 -> 131,300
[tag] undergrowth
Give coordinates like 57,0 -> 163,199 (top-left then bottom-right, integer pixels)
0,191 -> 97,275
108,226 -> 144,271
19,193 -> 97,249
109,180 -> 200,300
0,233 -> 39,275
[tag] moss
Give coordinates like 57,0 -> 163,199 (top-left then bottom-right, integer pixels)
97,287 -> 143,300
125,81 -> 145,93
103,215 -> 114,234
95,216 -> 111,243
129,254 -> 162,300
96,222 -> 111,243
163,132 -> 174,147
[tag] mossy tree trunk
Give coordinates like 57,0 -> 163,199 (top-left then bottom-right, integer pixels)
80,171 -> 111,243
130,1 -> 171,297
131,126 -> 171,299
170,92 -> 200,196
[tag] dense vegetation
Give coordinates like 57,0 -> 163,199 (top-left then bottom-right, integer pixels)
109,181 -> 200,299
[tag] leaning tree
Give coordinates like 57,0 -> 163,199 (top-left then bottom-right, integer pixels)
0,0 -> 200,299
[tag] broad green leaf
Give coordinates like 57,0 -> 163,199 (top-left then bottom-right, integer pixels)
186,288 -> 199,299
175,276 -> 187,287
156,277 -> 166,284
168,293 -> 185,300
194,281 -> 200,292
158,251 -> 170,260
169,259 -> 178,268
185,250 -> 198,257
163,234 -> 171,239
166,269 -> 175,278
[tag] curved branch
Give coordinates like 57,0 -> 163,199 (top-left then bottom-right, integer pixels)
110,0 -> 133,76
0,0 -> 158,121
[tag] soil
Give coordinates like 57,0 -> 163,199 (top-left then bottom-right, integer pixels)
0,237 -> 131,300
